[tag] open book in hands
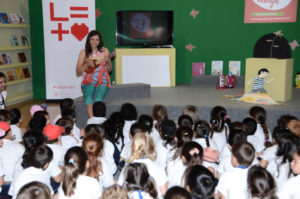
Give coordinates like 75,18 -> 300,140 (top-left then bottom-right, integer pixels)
85,56 -> 105,74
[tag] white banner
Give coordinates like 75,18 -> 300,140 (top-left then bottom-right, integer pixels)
42,0 -> 95,99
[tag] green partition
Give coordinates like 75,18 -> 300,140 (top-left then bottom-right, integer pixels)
29,0 -> 300,99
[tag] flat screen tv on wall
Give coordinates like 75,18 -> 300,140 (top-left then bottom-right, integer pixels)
116,10 -> 174,47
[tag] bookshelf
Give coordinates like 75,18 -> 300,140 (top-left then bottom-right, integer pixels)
0,0 -> 32,106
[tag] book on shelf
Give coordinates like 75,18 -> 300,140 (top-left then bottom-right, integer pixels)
15,67 -> 24,80
10,35 -> 19,46
20,35 -> 29,46
17,14 -> 25,24
6,70 -> 16,81
0,54 -> 4,65
1,53 -> 12,65
211,61 -> 223,76
17,52 -> 27,63
8,13 -> 20,24
192,62 -> 205,76
0,13 -> 10,24
22,67 -> 31,78
229,61 -> 241,76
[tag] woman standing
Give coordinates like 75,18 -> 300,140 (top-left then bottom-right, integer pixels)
76,30 -> 112,118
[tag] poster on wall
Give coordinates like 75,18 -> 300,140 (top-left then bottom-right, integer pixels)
42,0 -> 95,99
244,0 -> 297,23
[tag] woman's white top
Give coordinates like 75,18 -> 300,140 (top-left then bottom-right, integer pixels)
277,174 -> 300,199
58,175 -> 102,199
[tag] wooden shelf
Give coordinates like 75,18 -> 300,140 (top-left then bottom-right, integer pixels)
0,46 -> 31,51
0,62 -> 32,69
0,24 -> 30,28
7,91 -> 33,104
7,78 -> 32,86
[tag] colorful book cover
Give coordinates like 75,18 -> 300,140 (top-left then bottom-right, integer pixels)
17,52 -> 27,63
8,13 -> 19,24
192,62 -> 205,76
2,53 -> 12,65
6,70 -> 16,81
17,14 -> 25,24
0,13 -> 10,24
20,35 -> 29,46
211,61 -> 223,76
229,61 -> 241,76
22,67 -> 31,78
15,67 -> 24,80
10,35 -> 19,46
0,54 -> 3,65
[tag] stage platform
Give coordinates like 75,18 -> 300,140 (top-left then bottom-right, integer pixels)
75,85 -> 300,130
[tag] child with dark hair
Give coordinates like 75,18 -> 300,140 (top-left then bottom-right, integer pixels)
120,103 -> 138,145
124,163 -> 158,199
53,98 -> 75,124
56,118 -> 79,150
185,165 -> 217,199
243,117 -> 265,153
0,109 -> 10,123
277,115 -> 298,128
0,122 -> 24,198
164,186 -> 192,199
16,182 -> 51,199
177,115 -> 193,129
216,141 -> 255,199
10,145 -> 54,198
138,114 -> 153,134
28,115 -> 47,131
278,141 -> 300,199
183,105 -> 200,124
248,165 -> 278,199
9,108 -> 23,143
249,106 -> 272,147
152,105 -> 168,143
33,111 -> 51,126
84,124 -> 105,137
87,101 -> 107,125
209,106 -> 231,152
61,109 -> 81,141
156,119 -> 177,170
58,146 -> 102,199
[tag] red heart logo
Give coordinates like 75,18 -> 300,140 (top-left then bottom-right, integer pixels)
71,23 -> 89,41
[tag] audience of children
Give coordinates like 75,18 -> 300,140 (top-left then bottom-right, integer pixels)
2,100 -> 300,199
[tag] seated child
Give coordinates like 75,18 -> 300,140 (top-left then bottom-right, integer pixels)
87,101 -> 107,125
164,186 -> 192,199
8,108 -> 23,143
55,118 -> 79,150
16,181 -> 51,199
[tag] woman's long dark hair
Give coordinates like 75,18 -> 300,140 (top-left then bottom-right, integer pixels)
85,30 -> 104,58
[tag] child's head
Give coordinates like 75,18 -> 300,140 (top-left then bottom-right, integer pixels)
56,118 -> 74,136
276,134 -> 298,164
93,101 -> 106,117
33,111 -> 50,126
0,121 -> 12,140
159,119 -> 177,147
194,120 -> 211,146
29,145 -> 53,170
181,141 -> 203,166
231,141 -> 255,167
291,142 -> 300,175
63,146 -> 88,197
9,108 -> 22,125
102,185 -> 129,199
84,124 -> 105,137
243,117 -> 257,136
0,109 -> 10,123
129,122 -> 147,138
277,115 -> 298,128
124,163 -> 157,198
102,118 -> 124,146
120,103 -> 137,121
227,128 -> 248,147
138,114 -> 153,133
183,105 -> 200,124
178,114 -> 193,129
28,115 -> 47,131
185,165 -> 217,199
164,186 -> 192,199
248,165 -> 277,199
43,124 -> 65,143
129,133 -> 155,162
61,109 -> 76,122
173,126 -> 194,160
82,133 -> 104,178
210,106 -> 230,139
60,98 -> 75,112
272,126 -> 292,144
16,181 -> 51,199
152,104 -> 168,121
287,119 -> 300,138
257,68 -> 269,78
30,105 -> 44,117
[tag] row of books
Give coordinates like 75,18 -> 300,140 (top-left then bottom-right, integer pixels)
4,67 -> 31,82
10,35 -> 29,46
0,13 -> 25,24
0,52 -> 27,65
192,61 -> 241,76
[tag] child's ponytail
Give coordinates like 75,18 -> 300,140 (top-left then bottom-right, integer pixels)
181,142 -> 203,166
194,121 -> 211,147
172,126 -> 193,160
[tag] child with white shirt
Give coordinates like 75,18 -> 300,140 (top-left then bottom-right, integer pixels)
182,105 -> 200,124
28,115 -> 47,131
55,119 -> 79,150
61,109 -> 81,141
53,98 -> 74,124
277,141 -> 300,199
33,111 -> 51,126
209,106 -> 231,152
120,103 -> 138,145
16,182 -> 51,199
86,101 -> 107,125
58,146 -> 102,199
8,108 -> 23,143
216,141 -> 255,199
10,145 -> 54,199
118,133 -> 168,198
82,133 -> 114,189
243,117 -> 265,153
0,121 -> 25,198
152,105 -> 168,125
177,115 -> 193,129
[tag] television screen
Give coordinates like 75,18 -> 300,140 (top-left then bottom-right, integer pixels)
116,10 -> 173,47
